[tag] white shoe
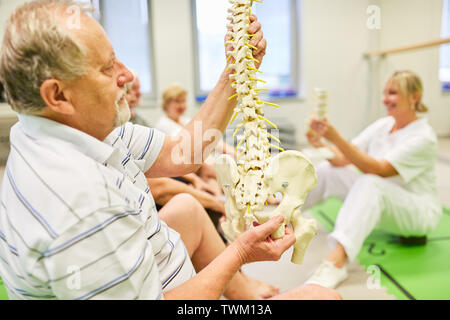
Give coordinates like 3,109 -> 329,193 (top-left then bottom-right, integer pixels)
305,261 -> 349,289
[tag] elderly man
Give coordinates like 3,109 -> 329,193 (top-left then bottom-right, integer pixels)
0,0 -> 340,300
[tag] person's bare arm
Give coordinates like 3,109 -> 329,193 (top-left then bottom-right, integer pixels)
310,119 -> 398,177
146,16 -> 266,179
306,130 -> 350,167
163,216 -> 295,300
148,178 -> 225,214
325,144 -> 352,167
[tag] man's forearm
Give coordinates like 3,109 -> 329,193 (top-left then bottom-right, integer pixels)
164,242 -> 242,300
146,17 -> 265,179
147,70 -> 237,178
185,69 -> 236,160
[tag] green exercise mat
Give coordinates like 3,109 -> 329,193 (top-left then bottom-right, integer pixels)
310,197 -> 450,300
1,199 -> 448,301
0,278 -> 8,301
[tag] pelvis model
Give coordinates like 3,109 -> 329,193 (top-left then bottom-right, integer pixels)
215,0 -> 319,265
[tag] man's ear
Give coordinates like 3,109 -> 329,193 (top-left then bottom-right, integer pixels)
40,79 -> 75,115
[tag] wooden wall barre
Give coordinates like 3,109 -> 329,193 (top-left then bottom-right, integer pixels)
364,37 -> 450,57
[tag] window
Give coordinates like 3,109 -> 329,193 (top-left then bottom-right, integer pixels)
78,0 -> 101,21
193,0 -> 300,101
98,0 -> 155,97
440,0 -> 450,90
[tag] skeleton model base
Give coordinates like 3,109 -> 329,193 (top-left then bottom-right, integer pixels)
215,151 -> 318,265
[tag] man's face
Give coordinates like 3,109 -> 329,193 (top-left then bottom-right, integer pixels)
125,78 -> 142,118
131,79 -> 142,107
65,16 -> 133,139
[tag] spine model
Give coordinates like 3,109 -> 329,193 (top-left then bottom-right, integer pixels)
225,0 -> 279,222
306,88 -> 328,138
314,88 -> 328,120
215,0 -> 319,265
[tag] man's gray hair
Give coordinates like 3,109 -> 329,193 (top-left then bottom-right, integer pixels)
0,0 -> 93,114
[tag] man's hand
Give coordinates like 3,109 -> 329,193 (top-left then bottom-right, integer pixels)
225,15 -> 266,70
248,15 -> 266,69
232,216 -> 296,265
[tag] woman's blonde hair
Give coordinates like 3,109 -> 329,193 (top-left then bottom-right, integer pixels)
162,83 -> 187,111
387,71 -> 429,113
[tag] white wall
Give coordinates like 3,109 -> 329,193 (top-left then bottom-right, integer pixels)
150,0 -> 196,119
142,0 -> 378,146
0,0 -> 448,142
144,0 -> 450,141
294,0 -> 378,143
0,0 -> 32,119
377,0 -> 450,137
0,0 -> 27,43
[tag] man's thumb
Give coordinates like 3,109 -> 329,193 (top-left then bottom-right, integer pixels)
258,215 -> 285,237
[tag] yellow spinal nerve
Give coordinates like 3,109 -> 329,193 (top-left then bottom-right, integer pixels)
226,0 -> 279,222
217,0 -> 319,266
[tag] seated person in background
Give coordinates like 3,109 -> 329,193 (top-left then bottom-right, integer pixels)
0,1 -> 342,300
155,83 -> 238,158
155,83 -> 281,205
125,74 -> 226,232
154,84 -> 190,136
155,84 -> 235,192
149,177 -> 226,240
302,70 -> 442,289
125,74 -> 220,196
125,71 -> 148,127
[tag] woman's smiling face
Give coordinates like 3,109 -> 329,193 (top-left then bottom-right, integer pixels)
165,93 -> 187,122
382,80 -> 412,118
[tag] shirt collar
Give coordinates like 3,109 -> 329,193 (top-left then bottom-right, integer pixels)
388,115 -> 428,133
18,114 -> 116,164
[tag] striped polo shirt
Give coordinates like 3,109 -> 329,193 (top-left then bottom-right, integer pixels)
0,114 -> 195,300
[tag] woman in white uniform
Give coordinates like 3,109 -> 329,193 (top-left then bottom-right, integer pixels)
303,71 -> 442,289
154,84 -> 236,196
155,83 -> 237,156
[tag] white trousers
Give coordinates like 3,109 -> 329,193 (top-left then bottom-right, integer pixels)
303,162 -> 442,261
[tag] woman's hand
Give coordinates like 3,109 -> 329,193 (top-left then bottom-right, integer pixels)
309,119 -> 340,144
190,174 -> 220,196
197,163 -> 217,181
211,197 -> 226,216
306,129 -> 325,148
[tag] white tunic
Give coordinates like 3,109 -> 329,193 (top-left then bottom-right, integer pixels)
154,115 -> 190,137
352,116 -> 440,201
304,116 -> 442,261
0,115 -> 195,300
